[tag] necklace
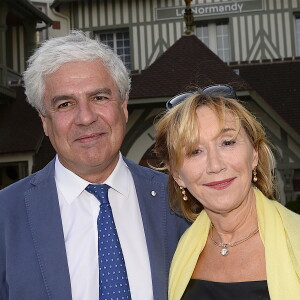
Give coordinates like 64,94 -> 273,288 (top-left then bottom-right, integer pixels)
209,224 -> 259,256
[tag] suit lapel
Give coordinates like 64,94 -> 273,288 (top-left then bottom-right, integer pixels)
25,160 -> 72,299
125,159 -> 168,300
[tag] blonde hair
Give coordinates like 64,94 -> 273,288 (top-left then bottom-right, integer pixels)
154,93 -> 276,222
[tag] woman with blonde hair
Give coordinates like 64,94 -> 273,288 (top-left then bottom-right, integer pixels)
154,85 -> 300,300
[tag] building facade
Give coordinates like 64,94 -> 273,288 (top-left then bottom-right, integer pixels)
50,0 -> 300,68
0,0 -> 299,203
0,0 -> 51,188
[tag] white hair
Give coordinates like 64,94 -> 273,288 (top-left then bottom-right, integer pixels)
23,30 -> 131,113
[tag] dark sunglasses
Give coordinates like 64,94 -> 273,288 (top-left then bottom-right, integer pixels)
166,84 -> 237,109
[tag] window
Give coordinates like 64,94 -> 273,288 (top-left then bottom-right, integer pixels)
35,4 -> 48,45
296,17 -> 300,56
197,25 -> 209,47
97,30 -> 131,69
0,162 -> 28,189
196,21 -> 231,62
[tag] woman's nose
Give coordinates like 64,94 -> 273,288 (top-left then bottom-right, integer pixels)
206,148 -> 226,174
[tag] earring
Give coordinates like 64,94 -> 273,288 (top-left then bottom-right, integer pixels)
179,186 -> 188,201
252,168 -> 258,183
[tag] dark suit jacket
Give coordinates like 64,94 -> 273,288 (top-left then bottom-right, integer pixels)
0,157 -> 189,300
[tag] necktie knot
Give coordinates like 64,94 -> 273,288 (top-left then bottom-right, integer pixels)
86,184 -> 110,205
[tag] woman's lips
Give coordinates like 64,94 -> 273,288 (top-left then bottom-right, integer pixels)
203,177 -> 236,190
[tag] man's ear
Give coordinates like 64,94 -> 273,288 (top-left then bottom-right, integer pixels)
120,92 -> 128,123
39,111 -> 49,137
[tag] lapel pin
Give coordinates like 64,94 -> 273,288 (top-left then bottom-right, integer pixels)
151,191 -> 156,196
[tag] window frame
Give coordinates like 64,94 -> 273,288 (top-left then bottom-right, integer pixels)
295,15 -> 300,56
95,29 -> 131,70
195,19 -> 231,62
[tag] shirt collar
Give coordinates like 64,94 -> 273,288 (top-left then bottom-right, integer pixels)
54,153 -> 130,204
105,153 -> 130,198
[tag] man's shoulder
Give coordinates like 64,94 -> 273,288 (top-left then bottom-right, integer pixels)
123,157 -> 167,183
0,159 -> 55,201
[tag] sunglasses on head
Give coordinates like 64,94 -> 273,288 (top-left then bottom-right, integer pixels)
166,84 -> 237,110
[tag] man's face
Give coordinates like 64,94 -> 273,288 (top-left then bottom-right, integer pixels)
40,60 -> 128,183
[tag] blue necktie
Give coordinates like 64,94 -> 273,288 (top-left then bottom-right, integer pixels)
86,184 -> 131,300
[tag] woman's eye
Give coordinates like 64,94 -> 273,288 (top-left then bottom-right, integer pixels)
191,149 -> 202,155
223,139 -> 236,146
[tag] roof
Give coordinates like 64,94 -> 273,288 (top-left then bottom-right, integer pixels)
129,34 -> 299,138
51,0 -> 75,9
130,34 -> 250,99
15,0 -> 52,24
0,87 -> 44,154
232,59 -> 300,135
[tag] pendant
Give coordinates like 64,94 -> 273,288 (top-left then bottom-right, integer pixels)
221,248 -> 229,256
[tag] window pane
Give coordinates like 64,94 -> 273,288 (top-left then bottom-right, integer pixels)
223,37 -> 229,49
216,23 -> 231,62
116,30 -> 131,69
196,22 -> 231,62
296,17 -> 300,56
97,30 -> 131,69
0,162 -> 28,189
99,33 -> 114,49
117,49 -> 124,55
100,33 -> 113,42
117,40 -> 124,48
219,24 -> 228,34
196,25 -> 209,47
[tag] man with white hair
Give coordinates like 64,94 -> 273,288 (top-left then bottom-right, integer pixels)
0,31 -> 189,300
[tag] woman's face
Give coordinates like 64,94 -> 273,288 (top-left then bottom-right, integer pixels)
174,105 -> 258,214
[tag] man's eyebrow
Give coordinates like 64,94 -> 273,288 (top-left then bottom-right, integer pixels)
51,94 -> 75,104
87,88 -> 112,97
51,88 -> 112,104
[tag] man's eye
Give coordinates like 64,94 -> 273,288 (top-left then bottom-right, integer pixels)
95,95 -> 109,102
57,102 -> 71,109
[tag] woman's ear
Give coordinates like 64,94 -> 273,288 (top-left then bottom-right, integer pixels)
172,171 -> 186,188
252,147 -> 259,169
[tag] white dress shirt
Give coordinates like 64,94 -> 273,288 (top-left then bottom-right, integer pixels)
55,154 -> 153,300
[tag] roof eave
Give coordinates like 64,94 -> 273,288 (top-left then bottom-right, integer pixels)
51,0 -> 75,9
17,0 -> 53,25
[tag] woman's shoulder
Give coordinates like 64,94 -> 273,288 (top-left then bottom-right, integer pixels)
176,211 -> 210,248
273,200 -> 300,229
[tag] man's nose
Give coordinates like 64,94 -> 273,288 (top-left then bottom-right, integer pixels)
74,101 -> 97,126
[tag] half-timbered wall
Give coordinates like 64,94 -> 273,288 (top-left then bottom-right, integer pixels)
8,26 -> 26,74
61,0 -> 300,71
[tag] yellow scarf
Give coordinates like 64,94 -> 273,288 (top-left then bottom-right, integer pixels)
169,188 -> 300,300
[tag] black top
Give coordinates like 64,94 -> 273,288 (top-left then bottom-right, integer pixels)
181,279 -> 270,300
